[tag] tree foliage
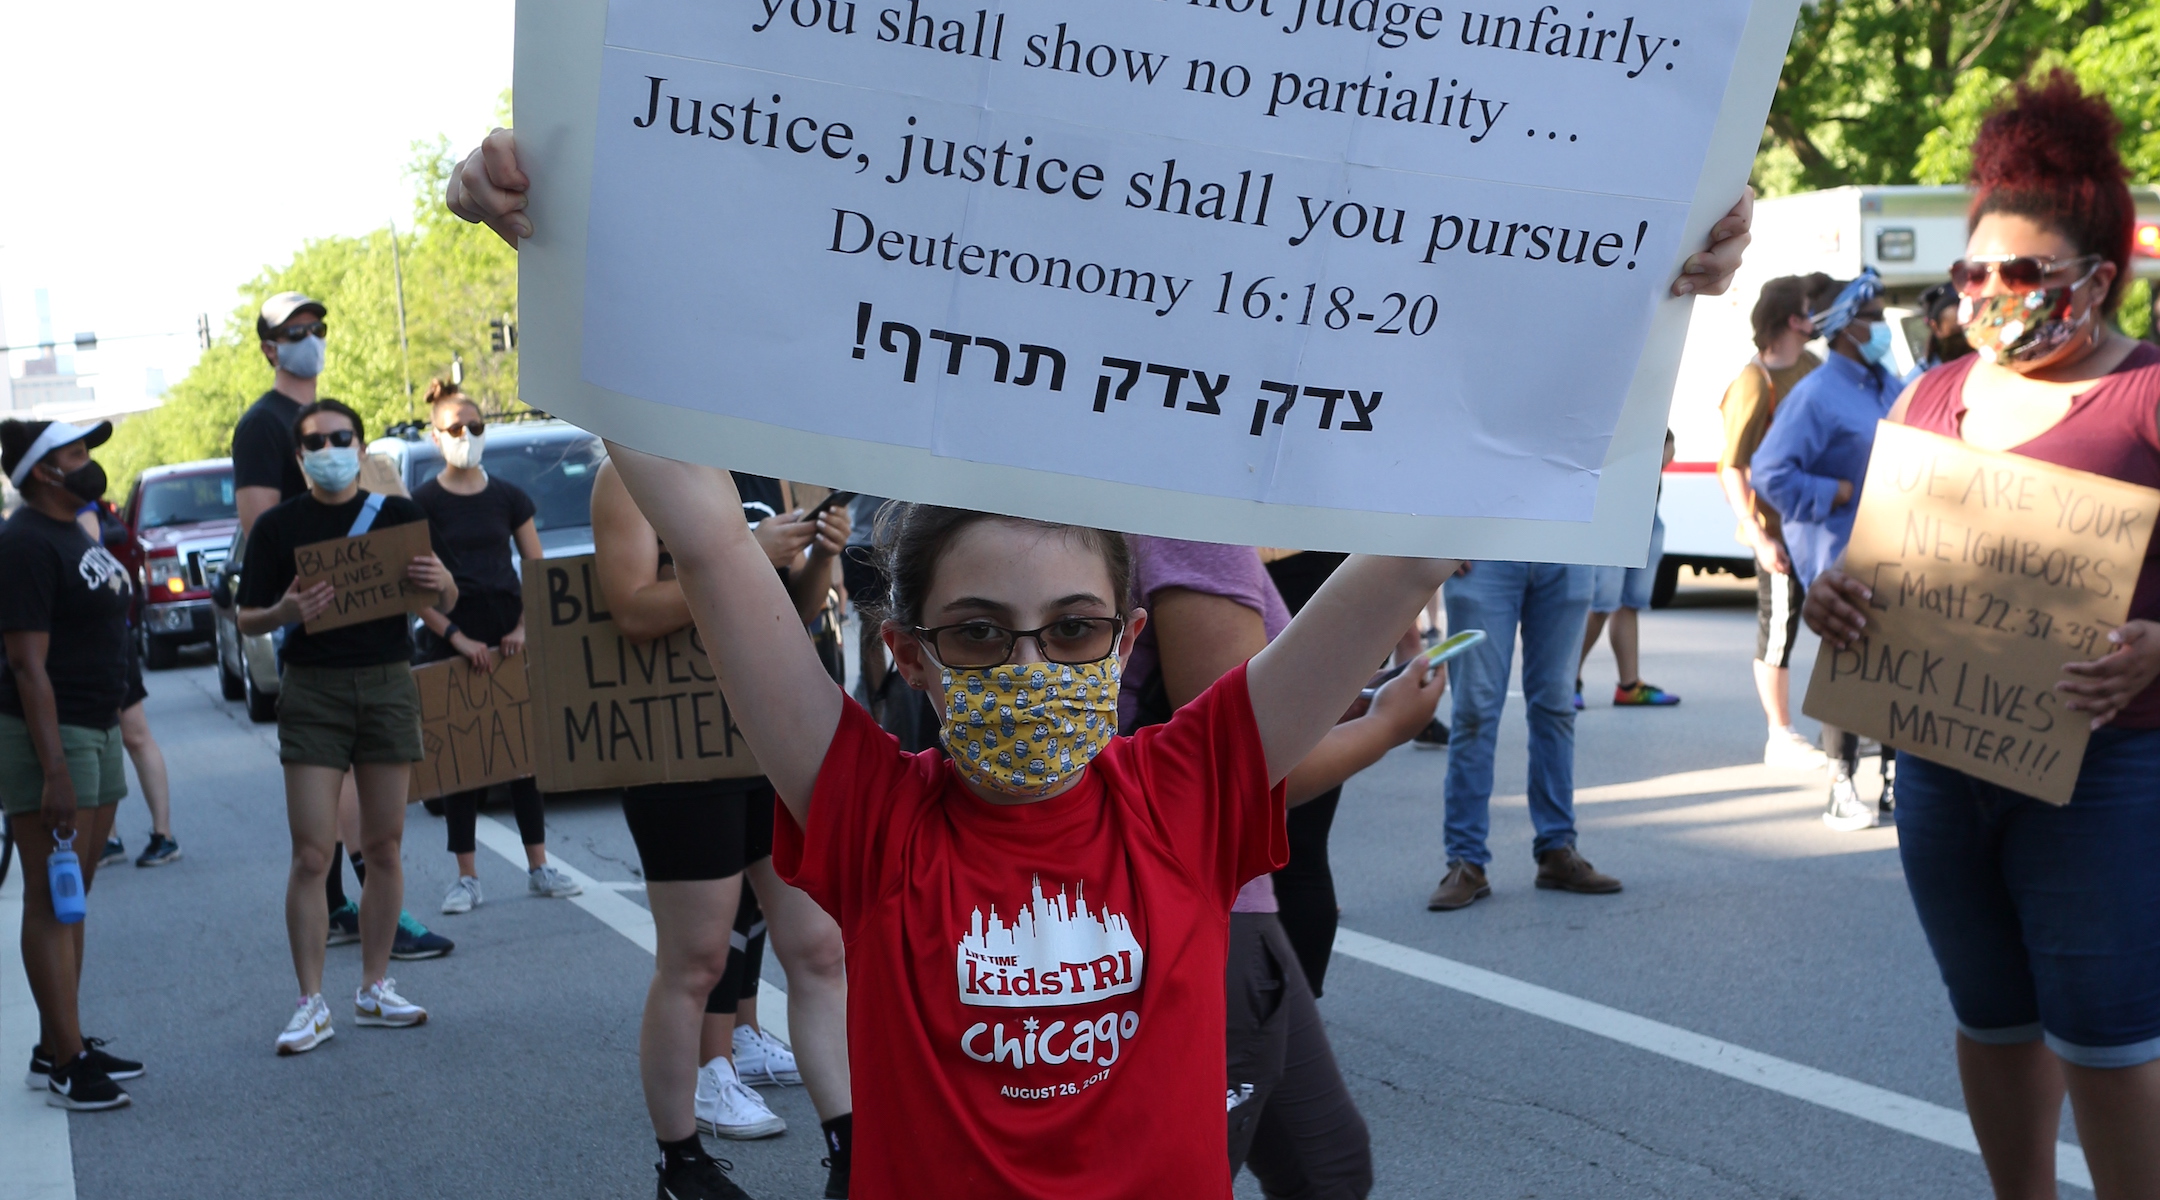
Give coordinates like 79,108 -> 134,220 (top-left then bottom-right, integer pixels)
1756,0 -> 2159,195
104,138 -> 518,493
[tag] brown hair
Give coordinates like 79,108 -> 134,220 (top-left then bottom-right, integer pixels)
424,378 -> 470,409
1968,70 -> 2135,313
293,398 -> 364,443
866,505 -> 1131,629
1750,273 -> 1834,350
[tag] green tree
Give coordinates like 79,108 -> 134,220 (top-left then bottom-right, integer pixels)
105,138 -> 518,493
1755,0 -> 2143,196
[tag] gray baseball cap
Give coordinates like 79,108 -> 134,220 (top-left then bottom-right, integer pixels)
257,292 -> 327,339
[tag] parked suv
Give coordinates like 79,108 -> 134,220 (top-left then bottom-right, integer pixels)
209,416 -> 603,724
117,459 -> 237,669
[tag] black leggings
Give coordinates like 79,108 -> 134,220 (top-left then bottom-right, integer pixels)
706,878 -> 768,1016
444,778 -> 545,854
1272,788 -> 1342,998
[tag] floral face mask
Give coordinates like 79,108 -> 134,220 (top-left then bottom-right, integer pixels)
938,659 -> 1120,798
1959,262 -> 2102,370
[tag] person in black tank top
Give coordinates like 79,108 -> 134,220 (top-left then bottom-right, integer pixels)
411,382 -> 583,913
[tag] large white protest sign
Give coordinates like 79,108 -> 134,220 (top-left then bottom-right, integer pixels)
515,0 -> 1798,561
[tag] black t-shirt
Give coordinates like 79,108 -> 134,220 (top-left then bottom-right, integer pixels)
236,490 -> 453,668
0,508 -> 132,729
412,475 -> 537,647
231,388 -> 308,500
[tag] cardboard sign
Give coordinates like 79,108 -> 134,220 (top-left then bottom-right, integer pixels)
511,0 -> 1801,564
522,553 -> 762,791
294,521 -> 442,633
412,651 -> 536,803
1804,423 -> 2158,805
359,453 -> 410,498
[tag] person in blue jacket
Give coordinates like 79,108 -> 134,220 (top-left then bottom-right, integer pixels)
1750,268 -> 1899,832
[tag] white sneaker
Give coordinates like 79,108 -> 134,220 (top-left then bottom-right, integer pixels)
355,978 -> 428,1028
732,1024 -> 801,1086
528,864 -> 582,898
695,1056 -> 786,1139
1821,774 -> 1876,833
1764,728 -> 1828,770
441,876 -> 482,915
276,994 -> 333,1056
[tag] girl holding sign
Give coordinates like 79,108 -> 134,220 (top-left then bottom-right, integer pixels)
448,127 -> 1751,1200
236,399 -> 459,1056
1805,74 -> 2160,1200
410,379 -> 584,913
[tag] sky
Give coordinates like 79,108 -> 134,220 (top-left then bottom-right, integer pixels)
0,1 -> 514,410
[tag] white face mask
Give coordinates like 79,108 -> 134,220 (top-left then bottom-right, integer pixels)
440,430 -> 485,470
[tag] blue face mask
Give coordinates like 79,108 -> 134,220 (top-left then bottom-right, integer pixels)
301,445 -> 359,491
1855,320 -> 1895,365
278,335 -> 326,379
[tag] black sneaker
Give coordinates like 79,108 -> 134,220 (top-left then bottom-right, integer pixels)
135,834 -> 182,867
27,1038 -> 143,1090
390,911 -> 455,960
100,836 -> 126,867
1411,718 -> 1450,750
655,1154 -> 753,1199
45,1052 -> 129,1111
822,1154 -> 850,1199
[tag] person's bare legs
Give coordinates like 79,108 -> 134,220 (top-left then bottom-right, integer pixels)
748,857 -> 852,1121
1753,659 -> 1793,732
643,876 -> 742,1141
118,703 -> 171,837
16,805 -> 117,1061
283,764 -> 345,998
1578,610 -> 1610,677
1607,607 -> 1642,685
2064,1058 -> 2160,1199
1957,1036 -> 2065,1200
700,1011 -> 738,1065
337,770 -> 361,871
351,762 -> 411,986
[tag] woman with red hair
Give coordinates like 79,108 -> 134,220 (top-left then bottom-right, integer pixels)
1807,72 -> 2160,1199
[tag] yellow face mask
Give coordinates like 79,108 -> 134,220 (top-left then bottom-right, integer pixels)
938,659 -> 1121,797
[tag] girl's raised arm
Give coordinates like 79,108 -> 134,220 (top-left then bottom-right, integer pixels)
1245,555 -> 1459,786
603,442 -> 843,823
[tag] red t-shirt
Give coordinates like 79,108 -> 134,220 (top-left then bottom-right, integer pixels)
776,663 -> 1286,1199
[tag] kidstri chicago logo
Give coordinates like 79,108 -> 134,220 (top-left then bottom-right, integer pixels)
955,875 -> 1144,1008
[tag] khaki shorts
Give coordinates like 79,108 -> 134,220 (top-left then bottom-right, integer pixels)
0,713 -> 126,816
278,662 -> 424,769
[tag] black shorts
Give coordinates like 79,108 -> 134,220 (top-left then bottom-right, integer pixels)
621,777 -> 771,883
1756,564 -> 1803,668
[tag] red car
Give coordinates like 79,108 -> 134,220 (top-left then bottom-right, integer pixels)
117,458 -> 236,669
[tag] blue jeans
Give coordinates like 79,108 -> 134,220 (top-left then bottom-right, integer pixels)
1896,727 -> 2160,1068
1441,562 -> 1594,867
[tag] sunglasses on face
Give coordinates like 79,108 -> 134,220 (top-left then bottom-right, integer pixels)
268,321 -> 328,343
1949,254 -> 2101,295
437,420 -> 485,437
299,429 -> 357,451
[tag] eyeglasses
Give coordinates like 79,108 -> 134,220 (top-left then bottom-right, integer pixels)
912,616 -> 1125,669
298,430 -> 357,451
436,420 -> 486,437
1949,254 -> 2101,296
268,321 -> 328,343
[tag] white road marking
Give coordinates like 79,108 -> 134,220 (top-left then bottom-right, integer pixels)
471,816 -> 790,1045
1,867 -> 79,1200
1332,927 -> 2093,1192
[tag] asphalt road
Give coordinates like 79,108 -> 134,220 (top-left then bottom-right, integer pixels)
16,573 -> 2086,1199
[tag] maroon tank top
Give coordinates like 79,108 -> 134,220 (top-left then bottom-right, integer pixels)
1902,342 -> 2160,727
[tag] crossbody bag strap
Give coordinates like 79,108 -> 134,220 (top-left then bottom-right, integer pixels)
347,492 -> 387,537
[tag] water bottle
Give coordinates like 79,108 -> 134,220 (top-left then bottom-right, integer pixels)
48,833 -> 86,924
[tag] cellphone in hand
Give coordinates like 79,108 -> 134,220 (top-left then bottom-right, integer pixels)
805,490 -> 856,522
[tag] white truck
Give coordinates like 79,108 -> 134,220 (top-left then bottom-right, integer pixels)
1649,183 -> 2160,605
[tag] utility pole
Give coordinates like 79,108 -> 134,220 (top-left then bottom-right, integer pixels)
389,220 -> 414,414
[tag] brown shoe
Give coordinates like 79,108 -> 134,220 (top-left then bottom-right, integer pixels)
1535,847 -> 1622,894
1427,862 -> 1491,911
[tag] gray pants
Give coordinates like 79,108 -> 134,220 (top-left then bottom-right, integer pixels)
1225,913 -> 1373,1199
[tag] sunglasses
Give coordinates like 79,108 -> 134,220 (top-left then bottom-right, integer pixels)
298,429 -> 357,451
437,420 -> 486,437
268,321 -> 328,343
1949,254 -> 2101,296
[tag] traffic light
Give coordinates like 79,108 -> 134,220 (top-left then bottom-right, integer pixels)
489,312 -> 518,353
